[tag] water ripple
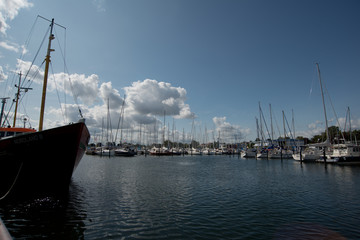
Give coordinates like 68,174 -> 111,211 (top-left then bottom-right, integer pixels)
1,156 -> 359,239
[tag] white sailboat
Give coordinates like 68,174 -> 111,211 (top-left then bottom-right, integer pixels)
293,63 -> 332,162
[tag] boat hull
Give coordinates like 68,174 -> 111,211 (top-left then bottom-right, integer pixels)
333,156 -> 360,165
0,122 -> 90,199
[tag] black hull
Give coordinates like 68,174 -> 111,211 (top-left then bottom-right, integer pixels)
0,122 -> 90,200
114,151 -> 136,157
335,156 -> 360,165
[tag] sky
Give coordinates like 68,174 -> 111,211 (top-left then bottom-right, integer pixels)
1,0 -> 360,144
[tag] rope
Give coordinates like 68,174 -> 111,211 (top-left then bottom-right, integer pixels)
53,24 -> 84,120
50,62 -> 66,123
0,162 -> 23,201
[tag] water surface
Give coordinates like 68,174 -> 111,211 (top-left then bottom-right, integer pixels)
1,155 -> 359,239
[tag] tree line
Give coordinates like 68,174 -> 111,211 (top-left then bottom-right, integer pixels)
296,126 -> 360,144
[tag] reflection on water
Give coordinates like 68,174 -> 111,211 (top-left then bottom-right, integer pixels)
0,181 -> 87,239
1,155 -> 360,239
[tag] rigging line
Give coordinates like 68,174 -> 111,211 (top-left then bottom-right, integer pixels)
283,112 -> 296,148
272,112 -> 281,139
38,15 -> 66,29
50,62 -> 66,123
19,16 -> 40,61
20,101 -> 30,127
115,95 -> 126,144
343,107 -> 348,133
0,162 -> 24,201
10,60 -> 44,120
2,17 -> 40,97
23,60 -> 45,90
308,63 -> 318,100
22,26 -> 50,86
260,106 -> 271,140
57,54 -> 83,117
53,25 -> 68,120
322,78 -> 346,141
16,88 -> 31,123
1,101 -> 15,127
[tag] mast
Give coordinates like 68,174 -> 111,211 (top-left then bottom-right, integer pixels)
163,110 -> 166,146
12,72 -> 32,127
282,110 -> 286,147
0,97 -> 9,127
13,73 -> 22,127
38,18 -> 55,131
316,63 -> 330,144
348,107 -> 352,143
255,117 -> 259,141
292,109 -> 295,138
258,102 -> 263,145
270,104 -> 274,141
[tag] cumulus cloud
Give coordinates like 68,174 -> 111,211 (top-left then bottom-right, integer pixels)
213,116 -> 250,142
16,58 -> 43,83
124,79 -> 194,119
337,117 -> 360,132
63,73 -> 101,106
0,0 -> 33,35
0,66 -> 7,81
99,81 -> 123,109
16,59 -> 103,105
9,59 -> 196,144
297,115 -> 360,139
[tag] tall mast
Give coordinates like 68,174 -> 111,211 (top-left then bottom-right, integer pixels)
13,72 -> 32,127
316,63 -> 330,144
270,104 -> 274,141
38,18 -> 55,131
13,72 -> 22,127
0,97 -> 10,127
282,110 -> 286,147
292,109 -> 295,139
349,107 -> 352,143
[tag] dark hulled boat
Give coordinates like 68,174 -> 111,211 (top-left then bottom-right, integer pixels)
0,18 -> 90,200
0,121 -> 89,199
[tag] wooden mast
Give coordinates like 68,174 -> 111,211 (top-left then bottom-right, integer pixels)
12,72 -> 32,127
12,72 -> 22,127
38,18 -> 55,131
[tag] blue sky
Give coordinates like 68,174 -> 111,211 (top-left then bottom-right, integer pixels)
1,0 -> 360,143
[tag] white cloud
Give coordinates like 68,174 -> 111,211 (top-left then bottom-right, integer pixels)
298,116 -> 360,139
0,66 -> 7,81
337,117 -> 360,131
0,40 -> 19,52
16,58 -> 43,83
9,60 -> 196,142
124,79 -> 194,119
99,81 -> 123,109
15,59 -> 103,106
0,0 -> 33,35
92,0 -> 106,12
213,116 -> 250,142
63,73 -> 101,106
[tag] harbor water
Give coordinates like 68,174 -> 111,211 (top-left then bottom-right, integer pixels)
1,155 -> 360,239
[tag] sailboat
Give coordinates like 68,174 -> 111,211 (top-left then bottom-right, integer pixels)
0,18 -> 90,200
292,63 -> 332,162
329,108 -> 360,164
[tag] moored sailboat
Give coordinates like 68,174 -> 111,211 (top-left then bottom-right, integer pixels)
0,18 -> 90,200
293,63 -> 332,162
330,143 -> 360,164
